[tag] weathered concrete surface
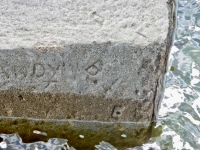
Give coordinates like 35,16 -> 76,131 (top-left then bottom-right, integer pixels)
0,0 -> 175,148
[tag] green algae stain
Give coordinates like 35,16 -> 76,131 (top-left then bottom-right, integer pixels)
150,122 -> 162,138
170,66 -> 175,71
0,118 -> 154,150
115,124 -> 125,131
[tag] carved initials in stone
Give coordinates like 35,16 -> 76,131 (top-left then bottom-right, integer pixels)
0,65 -> 9,79
48,64 -> 60,77
86,60 -> 103,76
14,65 -> 28,80
32,63 -> 62,82
33,63 -> 45,77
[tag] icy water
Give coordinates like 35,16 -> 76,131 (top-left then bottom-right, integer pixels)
1,0 -> 200,149
151,0 -> 200,149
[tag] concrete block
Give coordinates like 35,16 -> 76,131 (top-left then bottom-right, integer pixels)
0,0 -> 175,148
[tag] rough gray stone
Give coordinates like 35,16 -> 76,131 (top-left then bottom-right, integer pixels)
0,0 -> 175,122
0,43 -> 161,122
0,0 -> 175,146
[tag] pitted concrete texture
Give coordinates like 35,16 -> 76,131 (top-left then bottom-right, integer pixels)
0,0 -> 175,122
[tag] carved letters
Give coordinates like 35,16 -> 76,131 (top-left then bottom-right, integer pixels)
86,60 -> 103,76
33,63 -> 45,77
47,64 -> 61,79
0,50 -> 104,89
0,62 -> 63,83
31,63 -> 62,82
0,65 -> 9,79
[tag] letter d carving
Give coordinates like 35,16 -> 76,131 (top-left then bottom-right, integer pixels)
33,63 -> 45,77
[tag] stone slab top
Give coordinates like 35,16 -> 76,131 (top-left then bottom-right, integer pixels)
0,0 -> 168,49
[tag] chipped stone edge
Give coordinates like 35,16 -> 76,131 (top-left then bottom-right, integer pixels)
152,0 -> 177,121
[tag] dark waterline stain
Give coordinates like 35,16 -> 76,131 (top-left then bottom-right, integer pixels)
0,118 -> 157,150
